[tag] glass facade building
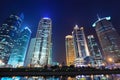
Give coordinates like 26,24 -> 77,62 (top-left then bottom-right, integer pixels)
8,27 -> 31,67
0,13 -> 24,65
65,35 -> 75,66
24,38 -> 36,67
93,17 -> 120,63
72,25 -> 90,66
28,17 -> 52,67
87,35 -> 103,67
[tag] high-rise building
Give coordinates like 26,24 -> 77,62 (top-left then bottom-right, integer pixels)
0,13 -> 24,65
65,35 -> 75,66
24,38 -> 36,67
93,16 -> 120,63
27,17 -> 52,67
87,35 -> 103,67
72,25 -> 90,66
8,27 -> 31,67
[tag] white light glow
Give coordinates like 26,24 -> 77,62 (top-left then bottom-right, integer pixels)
106,16 -> 111,20
25,27 -> 32,33
43,17 -> 50,19
92,23 -> 96,27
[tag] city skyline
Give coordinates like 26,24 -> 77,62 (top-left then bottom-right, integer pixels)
0,0 -> 120,63
0,14 -> 119,67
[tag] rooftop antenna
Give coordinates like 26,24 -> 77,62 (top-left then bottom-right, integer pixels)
97,14 -> 100,20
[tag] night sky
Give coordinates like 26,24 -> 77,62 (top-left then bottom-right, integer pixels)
0,0 -> 120,64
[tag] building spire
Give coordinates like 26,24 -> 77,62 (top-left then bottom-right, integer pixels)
74,24 -> 79,30
97,14 -> 100,20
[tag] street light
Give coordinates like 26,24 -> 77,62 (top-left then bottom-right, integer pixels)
108,58 -> 113,62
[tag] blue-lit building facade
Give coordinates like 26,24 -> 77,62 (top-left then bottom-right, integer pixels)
72,25 -> 90,67
87,35 -> 103,67
0,13 -> 31,68
0,13 -> 31,80
93,17 -> 120,64
0,13 -> 24,66
27,17 -> 52,67
8,27 -> 31,67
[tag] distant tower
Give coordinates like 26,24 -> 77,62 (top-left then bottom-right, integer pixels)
87,35 -> 103,67
0,13 -> 23,65
72,25 -> 90,66
8,27 -> 31,67
92,16 -> 120,63
65,35 -> 75,66
30,17 -> 52,67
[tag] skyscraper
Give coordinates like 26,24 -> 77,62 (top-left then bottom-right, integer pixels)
93,16 -> 120,63
0,13 -> 24,65
72,25 -> 90,66
65,35 -> 75,66
8,27 -> 31,67
87,35 -> 103,67
27,17 -> 52,67
24,38 -> 36,67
